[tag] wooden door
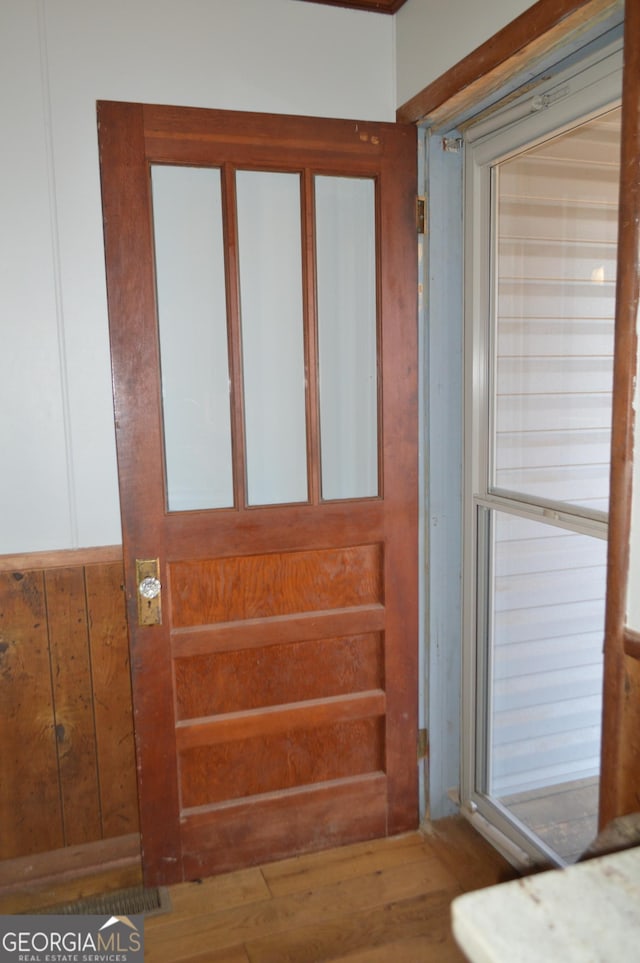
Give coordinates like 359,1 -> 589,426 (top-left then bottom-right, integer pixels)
98,101 -> 418,885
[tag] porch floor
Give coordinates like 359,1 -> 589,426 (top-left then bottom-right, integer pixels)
501,776 -> 600,864
144,818 -> 518,963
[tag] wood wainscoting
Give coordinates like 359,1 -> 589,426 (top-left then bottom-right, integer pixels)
0,546 -> 140,866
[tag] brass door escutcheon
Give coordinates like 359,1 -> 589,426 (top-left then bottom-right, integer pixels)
136,558 -> 162,625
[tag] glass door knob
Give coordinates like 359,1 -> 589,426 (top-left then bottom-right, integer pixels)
139,576 -> 161,600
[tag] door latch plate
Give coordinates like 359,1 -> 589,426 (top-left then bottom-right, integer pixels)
136,558 -> 162,625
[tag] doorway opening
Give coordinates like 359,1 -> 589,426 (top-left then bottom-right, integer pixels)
462,45 -> 622,865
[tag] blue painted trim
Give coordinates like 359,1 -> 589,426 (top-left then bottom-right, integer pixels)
423,127 -> 464,819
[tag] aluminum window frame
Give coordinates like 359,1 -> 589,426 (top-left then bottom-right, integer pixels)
461,38 -> 622,866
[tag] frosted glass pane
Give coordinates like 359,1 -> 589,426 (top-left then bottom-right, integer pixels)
315,176 -> 378,500
151,165 -> 233,511
236,171 -> 308,505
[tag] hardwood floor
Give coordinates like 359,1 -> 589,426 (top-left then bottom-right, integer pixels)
144,819 -> 518,963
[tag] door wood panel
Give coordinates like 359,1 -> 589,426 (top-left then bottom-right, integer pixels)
168,544 -> 383,625
98,101 -> 418,884
174,633 -> 383,717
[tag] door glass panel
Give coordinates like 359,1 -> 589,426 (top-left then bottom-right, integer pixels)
151,165 -> 234,512
493,108 -> 620,513
481,508 -> 605,862
315,176 -> 378,500
236,170 -> 308,506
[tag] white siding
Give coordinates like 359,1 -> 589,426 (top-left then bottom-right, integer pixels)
489,109 -> 620,797
490,515 -> 606,795
494,110 -> 621,513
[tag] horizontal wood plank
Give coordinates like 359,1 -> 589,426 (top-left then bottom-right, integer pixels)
170,605 -> 385,657
0,834 -> 142,915
0,545 -> 122,573
180,775 -> 388,878
169,545 -> 382,627
176,691 -> 386,749
164,501 -> 384,560
180,717 -> 384,808
175,633 -> 383,718
142,104 -> 411,168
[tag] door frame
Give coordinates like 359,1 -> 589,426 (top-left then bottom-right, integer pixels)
461,57 -> 621,864
407,0 -> 627,844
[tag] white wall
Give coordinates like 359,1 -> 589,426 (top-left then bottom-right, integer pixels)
0,0 -> 563,555
395,0 -> 534,108
0,0 -> 395,554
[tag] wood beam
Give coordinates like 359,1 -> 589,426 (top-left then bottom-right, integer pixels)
397,0 -> 622,126
599,0 -> 640,828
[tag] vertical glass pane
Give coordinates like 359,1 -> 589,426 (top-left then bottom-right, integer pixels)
493,108 -> 621,512
236,170 -> 308,506
151,165 -> 233,511
316,176 -> 378,500
483,509 -> 605,862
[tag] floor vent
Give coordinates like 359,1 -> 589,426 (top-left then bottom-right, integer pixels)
33,885 -> 171,917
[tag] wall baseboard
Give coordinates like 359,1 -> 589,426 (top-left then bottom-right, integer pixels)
0,544 -> 123,573
0,834 -> 142,914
